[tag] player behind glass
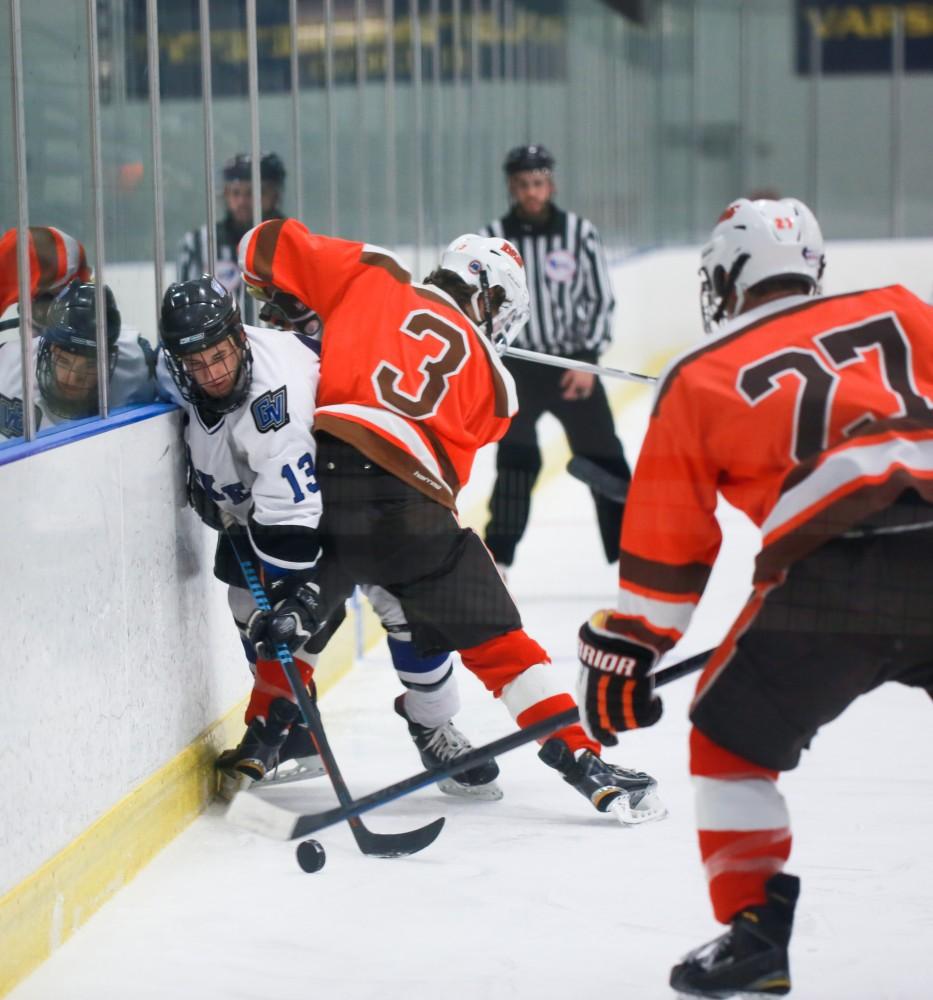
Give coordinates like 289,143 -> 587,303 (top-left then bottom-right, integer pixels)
0,278 -> 156,441
236,218 -> 665,824
157,277 -> 501,799
575,197 -> 933,995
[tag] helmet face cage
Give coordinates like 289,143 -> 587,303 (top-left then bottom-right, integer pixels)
438,235 -> 531,352
161,277 -> 252,415
163,330 -> 252,415
699,198 -> 825,334
36,281 -> 120,419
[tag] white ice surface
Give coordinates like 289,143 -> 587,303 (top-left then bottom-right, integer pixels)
11,397 -> 933,1000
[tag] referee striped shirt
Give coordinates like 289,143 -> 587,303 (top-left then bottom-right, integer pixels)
483,205 -> 615,360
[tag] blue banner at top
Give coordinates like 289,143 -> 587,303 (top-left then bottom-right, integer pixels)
797,1 -> 933,73
122,0 -> 566,100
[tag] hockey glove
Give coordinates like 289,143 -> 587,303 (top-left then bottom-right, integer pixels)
247,573 -> 324,659
576,609 -> 663,747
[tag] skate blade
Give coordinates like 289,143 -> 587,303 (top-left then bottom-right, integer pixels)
438,777 -> 504,801
608,789 -> 668,826
261,756 -> 327,787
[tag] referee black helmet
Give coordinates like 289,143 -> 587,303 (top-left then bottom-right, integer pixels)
503,144 -> 555,175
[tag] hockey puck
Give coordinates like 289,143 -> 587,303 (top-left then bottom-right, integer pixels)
296,838 -> 326,873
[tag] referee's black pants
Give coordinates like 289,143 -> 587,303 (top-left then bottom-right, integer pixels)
484,354 -> 630,566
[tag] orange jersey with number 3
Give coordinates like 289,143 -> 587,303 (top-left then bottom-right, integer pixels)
239,218 -> 518,508
617,285 -> 933,656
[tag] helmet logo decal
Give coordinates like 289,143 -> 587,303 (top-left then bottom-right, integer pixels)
718,204 -> 740,222
468,259 -> 483,274
499,241 -> 524,268
773,217 -> 794,230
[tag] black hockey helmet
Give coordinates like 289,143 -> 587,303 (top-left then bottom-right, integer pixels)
160,275 -> 252,414
222,152 -> 286,185
36,280 -> 121,419
503,144 -> 555,175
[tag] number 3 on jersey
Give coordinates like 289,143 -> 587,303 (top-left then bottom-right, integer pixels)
281,451 -> 319,503
372,310 -> 469,419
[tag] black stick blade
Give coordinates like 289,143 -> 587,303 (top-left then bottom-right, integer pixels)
346,816 -> 446,858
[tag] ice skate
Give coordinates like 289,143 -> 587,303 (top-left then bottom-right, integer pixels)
538,737 -> 667,825
216,697 -> 313,799
670,873 -> 799,998
256,719 -> 326,787
394,694 -> 503,800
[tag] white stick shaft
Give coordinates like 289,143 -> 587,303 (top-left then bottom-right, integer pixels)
503,346 -> 657,385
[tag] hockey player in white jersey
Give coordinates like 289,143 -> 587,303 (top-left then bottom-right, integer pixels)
157,276 -> 501,799
0,280 -> 156,442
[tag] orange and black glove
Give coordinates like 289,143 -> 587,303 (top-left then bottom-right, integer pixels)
576,610 -> 663,746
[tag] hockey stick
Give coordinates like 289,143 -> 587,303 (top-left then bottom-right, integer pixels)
566,456 -> 629,503
503,345 -> 657,386
225,646 -> 711,842
221,521 -> 445,858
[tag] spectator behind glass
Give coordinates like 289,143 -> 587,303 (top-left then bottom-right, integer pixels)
0,278 -> 156,443
176,152 -> 286,324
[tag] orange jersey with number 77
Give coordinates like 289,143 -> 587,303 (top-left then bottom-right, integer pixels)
617,284 -> 933,657
238,218 -> 517,509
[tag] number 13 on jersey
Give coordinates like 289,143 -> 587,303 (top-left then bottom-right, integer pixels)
281,451 -> 319,502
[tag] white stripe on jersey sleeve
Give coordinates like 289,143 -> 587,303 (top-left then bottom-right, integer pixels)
761,435 -> 933,547
616,587 -> 696,637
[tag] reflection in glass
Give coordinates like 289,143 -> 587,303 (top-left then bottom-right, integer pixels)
0,274 -> 156,444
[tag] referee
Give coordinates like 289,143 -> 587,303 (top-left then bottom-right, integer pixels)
176,152 -> 286,326
481,144 -> 630,573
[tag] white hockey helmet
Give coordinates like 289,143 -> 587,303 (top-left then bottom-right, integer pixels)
438,234 -> 530,351
699,197 -> 825,333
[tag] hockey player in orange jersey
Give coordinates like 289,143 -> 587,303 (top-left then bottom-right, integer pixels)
576,196 -> 933,996
237,217 -> 666,824
0,225 -> 90,323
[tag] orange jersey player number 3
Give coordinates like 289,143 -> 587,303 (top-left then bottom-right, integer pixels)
372,309 -> 470,420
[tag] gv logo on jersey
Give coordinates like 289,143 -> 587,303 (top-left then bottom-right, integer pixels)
0,394 -> 42,439
544,249 -> 576,284
251,386 -> 290,433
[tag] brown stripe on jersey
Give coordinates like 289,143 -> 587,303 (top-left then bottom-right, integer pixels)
360,250 -> 412,285
412,284 -> 460,311
30,227 -> 60,288
418,422 -> 461,498
251,218 -> 286,284
314,413 -> 456,509
620,547 -> 711,597
619,617 -> 678,657
754,472 -> 933,583
652,290 -> 876,418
